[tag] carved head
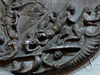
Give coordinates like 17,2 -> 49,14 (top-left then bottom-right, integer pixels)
1,0 -> 19,10
95,4 -> 100,12
54,50 -> 63,59
12,2 -> 22,10
83,7 -> 93,15
37,32 -> 46,41
67,5 -> 76,15
11,61 -> 23,72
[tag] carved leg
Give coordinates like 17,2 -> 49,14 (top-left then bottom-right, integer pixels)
6,25 -> 19,40
6,40 -> 19,60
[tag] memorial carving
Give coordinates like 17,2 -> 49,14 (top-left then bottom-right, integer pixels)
0,0 -> 100,75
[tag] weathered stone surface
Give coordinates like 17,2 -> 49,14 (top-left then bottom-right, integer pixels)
0,70 -> 14,75
0,0 -> 100,75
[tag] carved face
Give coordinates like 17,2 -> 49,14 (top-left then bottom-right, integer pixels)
95,4 -> 100,12
67,5 -> 75,15
37,32 -> 46,41
5,3 -> 19,11
83,7 -> 93,15
54,50 -> 63,59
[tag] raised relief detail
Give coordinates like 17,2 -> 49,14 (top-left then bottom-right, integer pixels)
0,0 -> 100,75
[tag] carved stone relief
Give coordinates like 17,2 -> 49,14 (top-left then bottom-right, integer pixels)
0,0 -> 100,75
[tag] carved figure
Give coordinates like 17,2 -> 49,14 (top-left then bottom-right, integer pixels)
42,5 -> 79,67
24,37 -> 41,53
0,0 -> 21,60
24,4 -> 47,52
10,61 -> 24,72
0,0 -> 41,60
37,5 -> 79,45
83,7 -> 99,36
56,5 -> 78,44
52,7 -> 100,69
31,11 -> 57,47
0,1 -> 99,75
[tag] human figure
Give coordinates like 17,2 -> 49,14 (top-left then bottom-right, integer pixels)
23,4 -> 49,52
91,4 -> 100,36
56,5 -> 79,44
0,0 -> 21,60
50,7 -> 100,68
24,37 -> 41,53
95,4 -> 100,18
82,7 -> 99,37
37,5 -> 77,44
64,6 -> 100,43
